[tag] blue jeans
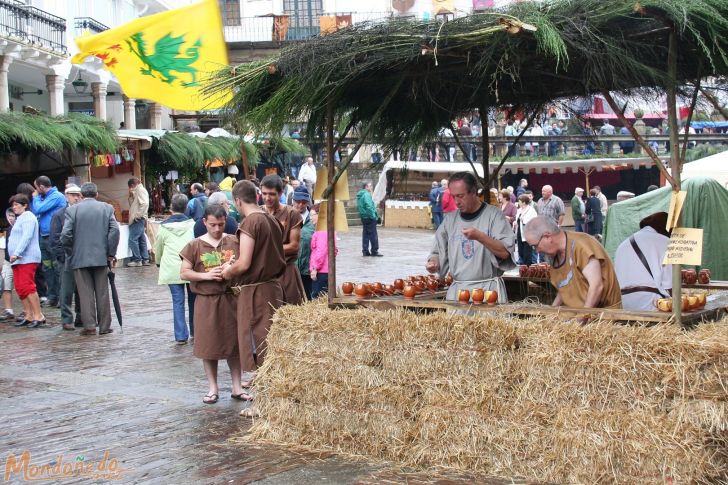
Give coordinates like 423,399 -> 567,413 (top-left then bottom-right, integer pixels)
128,219 -> 149,263
169,284 -> 195,341
361,218 -> 379,255
575,219 -> 584,233
432,210 -> 443,229
311,273 -> 329,299
39,236 -> 58,301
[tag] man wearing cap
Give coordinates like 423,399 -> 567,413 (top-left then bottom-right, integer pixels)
49,185 -> 83,330
570,187 -> 586,233
614,212 -> 672,311
292,186 -> 314,300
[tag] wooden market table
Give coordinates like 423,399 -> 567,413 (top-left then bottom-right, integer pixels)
684,280 -> 728,290
332,291 -> 728,325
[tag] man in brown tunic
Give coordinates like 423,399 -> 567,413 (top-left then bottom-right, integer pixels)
524,216 -> 621,310
223,180 -> 286,416
180,205 -> 243,404
260,174 -> 306,304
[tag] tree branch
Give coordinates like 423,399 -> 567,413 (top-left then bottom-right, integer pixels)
601,90 -> 675,188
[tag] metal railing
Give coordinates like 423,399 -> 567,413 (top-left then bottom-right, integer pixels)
0,0 -> 67,53
74,17 -> 109,37
224,11 -> 396,43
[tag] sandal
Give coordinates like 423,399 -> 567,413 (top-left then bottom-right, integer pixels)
202,393 -> 219,404
240,407 -> 259,418
231,392 -> 254,401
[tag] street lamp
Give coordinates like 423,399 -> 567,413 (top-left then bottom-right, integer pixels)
71,72 -> 88,95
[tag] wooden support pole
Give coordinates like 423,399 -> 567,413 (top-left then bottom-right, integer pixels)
480,104 -> 491,188
666,29 -> 682,326
326,104 -> 337,306
680,78 -> 701,164
241,143 -> 250,180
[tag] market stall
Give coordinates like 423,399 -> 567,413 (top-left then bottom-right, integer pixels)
204,0 -> 728,482
373,158 -> 661,229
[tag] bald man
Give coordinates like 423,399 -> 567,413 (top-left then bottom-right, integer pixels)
524,216 -> 621,309
536,185 -> 565,227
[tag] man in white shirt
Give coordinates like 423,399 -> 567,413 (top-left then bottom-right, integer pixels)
297,156 -> 317,195
594,185 -> 608,218
614,212 -> 672,311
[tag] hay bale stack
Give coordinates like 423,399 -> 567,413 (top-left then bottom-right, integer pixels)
248,301 -> 728,484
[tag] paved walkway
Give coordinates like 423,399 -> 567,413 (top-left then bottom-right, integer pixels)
0,228 -> 532,484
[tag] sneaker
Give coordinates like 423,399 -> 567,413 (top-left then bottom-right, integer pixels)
127,261 -> 142,267
371,253 -> 384,257
142,260 -> 151,266
0,310 -> 14,322
39,297 -> 48,305
15,312 -> 26,322
44,299 -> 59,307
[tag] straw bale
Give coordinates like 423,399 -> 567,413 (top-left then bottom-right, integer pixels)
245,301 -> 728,484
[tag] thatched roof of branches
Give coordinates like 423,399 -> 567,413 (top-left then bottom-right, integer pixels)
0,112 -> 118,154
205,0 -> 728,151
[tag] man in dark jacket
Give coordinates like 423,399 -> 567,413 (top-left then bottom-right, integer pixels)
428,181 -> 443,230
61,183 -> 120,336
192,192 -> 238,237
185,183 -> 207,221
50,185 -> 83,330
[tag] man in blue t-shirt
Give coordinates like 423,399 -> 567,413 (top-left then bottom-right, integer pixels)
32,175 -> 66,306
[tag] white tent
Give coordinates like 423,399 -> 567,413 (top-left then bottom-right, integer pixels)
678,149 -> 728,188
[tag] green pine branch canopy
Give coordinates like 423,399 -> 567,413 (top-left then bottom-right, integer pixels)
0,112 -> 119,154
204,0 -> 728,152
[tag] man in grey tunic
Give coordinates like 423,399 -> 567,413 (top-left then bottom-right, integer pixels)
426,172 -> 516,302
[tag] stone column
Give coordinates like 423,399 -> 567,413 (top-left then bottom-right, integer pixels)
91,82 -> 107,120
0,56 -> 14,112
149,102 -> 162,129
45,74 -> 65,116
122,95 -> 136,129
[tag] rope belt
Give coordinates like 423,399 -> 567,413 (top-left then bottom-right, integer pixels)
230,279 -> 277,296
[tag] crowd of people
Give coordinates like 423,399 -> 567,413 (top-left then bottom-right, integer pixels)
426,171 -> 673,316
152,170 -> 338,416
1,177 -> 119,334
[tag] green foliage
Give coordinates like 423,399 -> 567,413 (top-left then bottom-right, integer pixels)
684,143 -> 726,162
203,0 -> 728,155
0,112 -> 118,154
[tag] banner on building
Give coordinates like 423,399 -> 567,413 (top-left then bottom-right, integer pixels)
433,0 -> 455,15
392,0 -> 416,15
273,15 -> 289,42
473,0 -> 495,9
320,15 -> 352,35
72,0 -> 230,110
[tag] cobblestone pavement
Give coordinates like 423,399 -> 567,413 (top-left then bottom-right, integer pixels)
0,227 -> 535,485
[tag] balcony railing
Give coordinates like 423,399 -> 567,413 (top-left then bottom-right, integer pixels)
0,0 -> 67,54
224,11 -> 396,43
74,17 -> 109,38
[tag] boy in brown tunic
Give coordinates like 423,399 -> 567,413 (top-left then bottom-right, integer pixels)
223,180 -> 286,414
260,174 -> 306,304
180,205 -> 244,404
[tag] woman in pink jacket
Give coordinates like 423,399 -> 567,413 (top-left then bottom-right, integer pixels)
309,208 -> 337,298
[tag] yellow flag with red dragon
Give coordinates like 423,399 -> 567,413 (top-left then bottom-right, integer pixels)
72,0 -> 231,110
